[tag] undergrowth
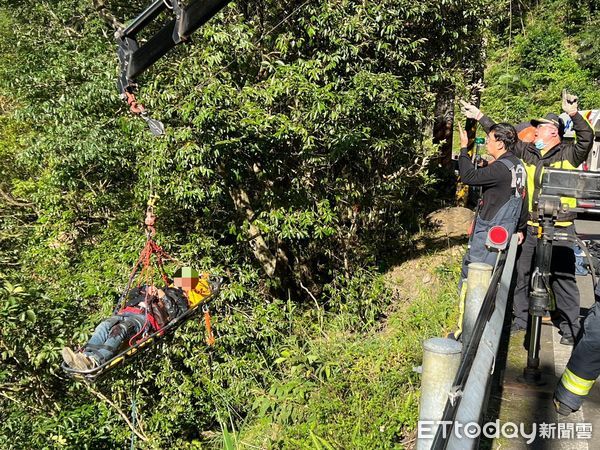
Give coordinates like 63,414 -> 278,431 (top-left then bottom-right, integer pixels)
227,255 -> 461,449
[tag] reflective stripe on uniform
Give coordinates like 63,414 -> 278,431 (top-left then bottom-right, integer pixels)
560,367 -> 595,396
524,158 -> 577,227
528,220 -> 574,227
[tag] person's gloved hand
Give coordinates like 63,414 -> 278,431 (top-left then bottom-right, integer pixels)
562,89 -> 578,116
460,100 -> 483,120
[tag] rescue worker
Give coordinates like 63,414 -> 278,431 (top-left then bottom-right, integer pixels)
457,122 -> 527,286
554,282 -> 600,415
461,90 -> 594,345
62,267 -> 210,370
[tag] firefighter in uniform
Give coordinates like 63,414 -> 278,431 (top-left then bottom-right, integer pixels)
554,282 -> 600,415
461,91 -> 594,345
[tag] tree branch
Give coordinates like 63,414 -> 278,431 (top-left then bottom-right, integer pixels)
0,390 -> 42,413
85,384 -> 149,442
0,189 -> 33,208
227,185 -> 277,277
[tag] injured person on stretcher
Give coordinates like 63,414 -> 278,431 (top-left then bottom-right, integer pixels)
62,267 -> 210,370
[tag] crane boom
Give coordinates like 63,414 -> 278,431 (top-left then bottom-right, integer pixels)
116,0 -> 231,96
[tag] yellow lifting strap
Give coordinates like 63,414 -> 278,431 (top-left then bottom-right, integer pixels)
449,281 -> 468,340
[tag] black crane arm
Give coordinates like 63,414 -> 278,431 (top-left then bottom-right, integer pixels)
116,0 -> 231,96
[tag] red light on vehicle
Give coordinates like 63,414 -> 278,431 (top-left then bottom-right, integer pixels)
487,226 -> 509,248
578,201 -> 595,208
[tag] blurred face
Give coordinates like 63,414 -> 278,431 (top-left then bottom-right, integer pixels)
534,123 -> 558,142
174,275 -> 199,291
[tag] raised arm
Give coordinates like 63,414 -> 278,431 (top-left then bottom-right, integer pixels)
457,124 -> 510,187
561,91 -> 594,167
460,100 -> 528,158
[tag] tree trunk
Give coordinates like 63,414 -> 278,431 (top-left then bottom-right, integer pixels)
227,185 -> 296,293
228,185 -> 277,277
465,70 -> 485,149
432,82 -> 456,170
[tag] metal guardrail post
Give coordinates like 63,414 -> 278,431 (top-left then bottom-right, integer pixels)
417,338 -> 463,450
461,262 -> 493,345
446,234 -> 519,450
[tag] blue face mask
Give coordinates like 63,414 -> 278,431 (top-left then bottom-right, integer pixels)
534,139 -> 545,150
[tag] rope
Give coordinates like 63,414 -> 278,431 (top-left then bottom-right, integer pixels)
145,150 -> 160,212
203,305 -> 216,346
129,315 -> 150,347
124,92 -> 146,115
120,237 -> 176,346
115,236 -> 180,313
130,385 -> 138,450
194,0 -> 314,91
503,0 -> 513,121
114,248 -> 147,313
85,384 -> 148,442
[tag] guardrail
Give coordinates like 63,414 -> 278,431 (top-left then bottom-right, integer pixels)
418,234 -> 519,450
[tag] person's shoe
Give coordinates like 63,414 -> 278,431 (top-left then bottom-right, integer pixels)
554,397 -> 576,416
510,324 -> 526,335
75,353 -> 98,370
560,335 -> 575,346
62,347 -> 87,370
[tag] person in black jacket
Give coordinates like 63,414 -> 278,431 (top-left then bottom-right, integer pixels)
61,269 -> 205,370
61,284 -> 176,370
461,91 -> 594,344
457,122 -> 527,287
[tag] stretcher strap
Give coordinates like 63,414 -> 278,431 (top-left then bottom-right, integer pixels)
204,307 -> 215,346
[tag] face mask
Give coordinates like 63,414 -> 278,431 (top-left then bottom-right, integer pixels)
534,139 -> 545,150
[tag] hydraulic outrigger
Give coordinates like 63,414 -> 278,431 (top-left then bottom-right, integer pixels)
522,195 -> 558,383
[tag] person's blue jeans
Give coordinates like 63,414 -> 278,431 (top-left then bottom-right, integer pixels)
83,312 -> 146,364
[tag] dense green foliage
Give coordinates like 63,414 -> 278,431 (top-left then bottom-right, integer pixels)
1,0 -> 598,448
482,0 -> 600,122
